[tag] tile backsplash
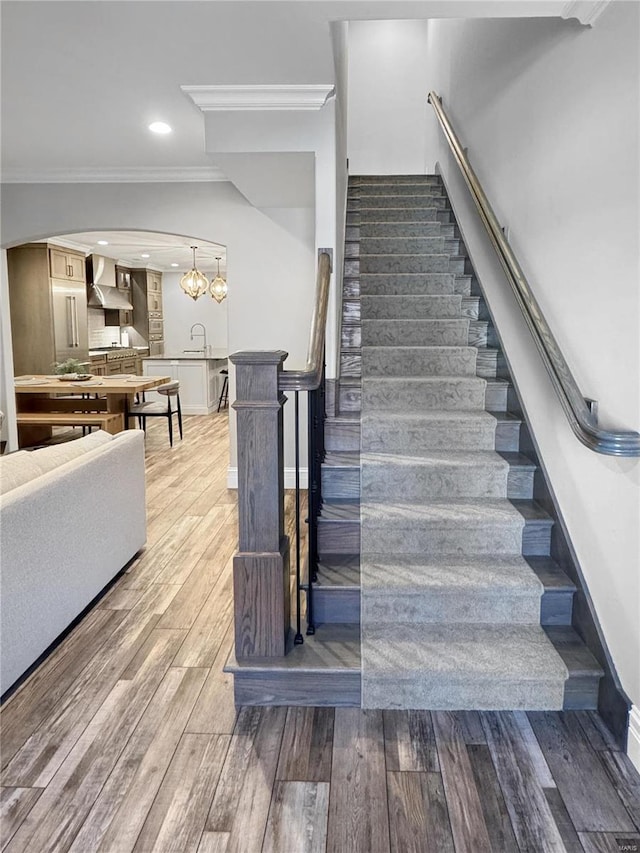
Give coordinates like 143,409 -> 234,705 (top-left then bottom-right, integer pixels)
88,309 -> 121,348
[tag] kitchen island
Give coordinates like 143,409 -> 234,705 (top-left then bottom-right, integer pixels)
143,352 -> 227,415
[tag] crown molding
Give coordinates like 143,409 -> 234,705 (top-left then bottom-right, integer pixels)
182,84 -> 335,112
562,0 -> 611,25
1,166 -> 228,184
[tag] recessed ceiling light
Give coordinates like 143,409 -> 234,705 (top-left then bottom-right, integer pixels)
141,253 -> 150,259
97,239 -> 109,246
148,121 -> 172,135
171,263 -> 179,267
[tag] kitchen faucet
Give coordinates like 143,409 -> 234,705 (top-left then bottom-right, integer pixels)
189,322 -> 207,354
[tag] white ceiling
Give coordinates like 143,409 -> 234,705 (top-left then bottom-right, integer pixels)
1,0 -> 569,180
49,230 -> 227,273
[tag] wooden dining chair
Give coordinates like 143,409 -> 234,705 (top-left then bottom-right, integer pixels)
129,380 -> 183,446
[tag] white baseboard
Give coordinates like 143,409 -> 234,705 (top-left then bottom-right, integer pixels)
628,705 -> 640,773
227,466 -> 308,490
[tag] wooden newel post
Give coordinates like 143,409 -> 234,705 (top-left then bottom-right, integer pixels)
230,350 -> 290,658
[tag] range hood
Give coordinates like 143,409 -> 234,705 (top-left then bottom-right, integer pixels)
86,254 -> 133,310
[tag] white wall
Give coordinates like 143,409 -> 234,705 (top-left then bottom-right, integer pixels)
0,180 -> 316,471
0,253 -> 18,451
425,7 -> 640,708
162,271 -> 228,356
331,20 -> 350,380
348,20 -> 433,175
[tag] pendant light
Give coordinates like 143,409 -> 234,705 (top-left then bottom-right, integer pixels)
180,246 -> 209,301
210,256 -> 227,303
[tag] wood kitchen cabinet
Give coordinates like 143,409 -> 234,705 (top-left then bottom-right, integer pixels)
132,269 -> 164,356
49,248 -> 86,282
7,243 -> 89,375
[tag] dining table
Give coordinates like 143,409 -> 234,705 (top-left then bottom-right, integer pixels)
14,373 -> 172,446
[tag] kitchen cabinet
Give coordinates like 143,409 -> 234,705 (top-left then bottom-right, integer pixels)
104,308 -> 133,327
49,247 -> 86,282
115,266 -> 132,290
143,357 -> 226,414
7,243 -> 89,375
132,269 -> 164,355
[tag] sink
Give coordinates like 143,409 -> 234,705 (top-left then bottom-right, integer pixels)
183,349 -> 204,354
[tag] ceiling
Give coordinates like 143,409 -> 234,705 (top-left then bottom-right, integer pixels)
49,230 -> 227,274
0,0 -> 569,180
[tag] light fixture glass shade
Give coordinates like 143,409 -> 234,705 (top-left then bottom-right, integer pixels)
180,247 -> 209,301
210,257 -> 227,303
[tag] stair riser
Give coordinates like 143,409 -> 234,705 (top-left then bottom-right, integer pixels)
309,582 -> 571,627
351,209 -> 453,224
361,520 -> 523,556
361,295 -> 462,320
233,672 -> 361,707
468,321 -> 489,347
362,347 -> 477,377
324,420 -> 361,452
350,195 -> 449,210
522,520 -> 553,556
495,420 -> 521,451
360,237 -> 447,254
362,464 -> 509,500
362,320 -> 470,347
360,256 -> 455,275
454,276 -> 472,296
313,589 -> 361,624
486,383 -> 509,412
361,677 -> 565,711
318,521 -> 360,555
340,352 -> 361,378
476,350 -> 498,379
362,379 -> 486,412
359,274 -> 456,296
341,326 -> 361,348
349,185 -> 446,197
359,223 -> 455,238
362,593 -> 540,625
338,385 -> 361,413
361,419 -> 497,453
351,175 -> 441,185
322,467 -> 360,500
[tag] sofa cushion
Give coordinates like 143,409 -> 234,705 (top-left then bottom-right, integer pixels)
0,451 -> 44,495
30,430 -> 113,477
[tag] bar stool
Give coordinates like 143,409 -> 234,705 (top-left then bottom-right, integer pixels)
217,369 -> 229,412
129,380 -> 183,446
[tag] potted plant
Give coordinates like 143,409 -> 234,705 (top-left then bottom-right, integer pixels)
52,358 -> 91,378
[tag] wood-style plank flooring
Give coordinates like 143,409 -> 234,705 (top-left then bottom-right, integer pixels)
2,414 -> 639,852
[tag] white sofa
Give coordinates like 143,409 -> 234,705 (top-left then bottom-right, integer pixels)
0,430 -> 146,695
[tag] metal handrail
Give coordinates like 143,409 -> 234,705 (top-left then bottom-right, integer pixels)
279,251 -> 332,392
428,91 -> 640,457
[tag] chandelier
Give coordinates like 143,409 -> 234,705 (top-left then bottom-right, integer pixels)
180,246 -> 209,301
210,256 -> 227,303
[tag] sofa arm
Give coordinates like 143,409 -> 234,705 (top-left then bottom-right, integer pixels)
0,431 -> 146,695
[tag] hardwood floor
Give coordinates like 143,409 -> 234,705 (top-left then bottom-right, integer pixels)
1,414 -> 639,852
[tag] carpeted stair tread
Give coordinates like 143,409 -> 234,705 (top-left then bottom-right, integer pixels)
361,554 -> 543,625
361,499 -> 525,556
361,450 -> 509,499
362,319 -> 469,347
361,622 -> 568,710
362,376 -> 487,411
362,553 -> 542,594
361,410 -> 497,452
361,294 -> 463,319
362,346 -> 477,377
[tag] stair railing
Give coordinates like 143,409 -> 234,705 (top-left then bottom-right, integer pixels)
428,91 -> 640,457
229,250 -> 332,659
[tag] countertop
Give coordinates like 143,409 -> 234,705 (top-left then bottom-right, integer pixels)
143,351 -> 228,361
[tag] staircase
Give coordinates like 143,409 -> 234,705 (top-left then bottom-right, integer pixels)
230,174 -> 604,710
